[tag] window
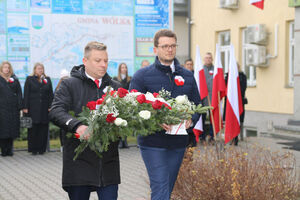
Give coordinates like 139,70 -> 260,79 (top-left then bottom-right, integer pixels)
242,28 -> 256,86
218,31 -> 231,74
289,21 -> 295,87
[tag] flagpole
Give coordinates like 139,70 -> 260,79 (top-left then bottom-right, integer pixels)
207,95 -> 217,140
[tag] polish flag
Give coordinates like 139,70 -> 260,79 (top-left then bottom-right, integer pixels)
194,45 -> 208,100
250,0 -> 264,10
193,45 -> 208,140
224,45 -> 244,144
211,44 -> 226,134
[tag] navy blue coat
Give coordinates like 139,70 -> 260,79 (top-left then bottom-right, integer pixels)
129,57 -> 201,149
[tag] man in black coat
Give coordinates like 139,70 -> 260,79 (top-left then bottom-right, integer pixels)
49,41 -> 121,200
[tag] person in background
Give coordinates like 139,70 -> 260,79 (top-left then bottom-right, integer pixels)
202,52 -> 214,142
23,63 -> 53,155
183,58 -> 194,72
141,59 -> 150,68
55,69 -> 70,152
224,63 -> 247,145
130,29 -> 201,200
183,58 -> 196,147
0,61 -> 22,157
113,63 -> 131,148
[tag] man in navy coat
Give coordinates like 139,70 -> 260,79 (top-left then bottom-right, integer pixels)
130,29 -> 201,200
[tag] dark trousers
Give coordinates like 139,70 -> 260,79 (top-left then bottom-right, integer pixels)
140,146 -> 185,200
66,185 -> 118,200
28,123 -> 49,153
0,138 -> 13,156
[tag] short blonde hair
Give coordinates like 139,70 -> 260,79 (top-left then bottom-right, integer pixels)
0,61 -> 14,77
84,41 -> 107,58
31,62 -> 47,77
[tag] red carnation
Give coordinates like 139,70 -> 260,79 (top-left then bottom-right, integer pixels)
96,98 -> 104,105
130,89 -> 138,93
136,94 -> 146,104
110,90 -> 116,96
106,113 -> 116,123
118,87 -> 129,98
153,92 -> 159,98
86,101 -> 96,110
152,100 -> 163,110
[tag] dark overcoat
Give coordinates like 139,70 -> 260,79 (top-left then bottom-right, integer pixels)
49,65 -> 121,189
0,75 -> 22,139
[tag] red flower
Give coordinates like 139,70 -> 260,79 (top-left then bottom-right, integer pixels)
153,92 -> 159,98
102,93 -> 107,99
152,100 -> 163,110
106,113 -> 116,123
8,78 -> 14,83
130,89 -> 138,93
136,94 -> 146,104
86,101 -> 96,110
118,87 -> 129,98
96,98 -> 104,105
110,90 -> 116,96
74,133 -> 80,139
43,79 -> 47,84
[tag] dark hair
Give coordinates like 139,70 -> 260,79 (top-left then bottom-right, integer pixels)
184,58 -> 193,64
153,29 -> 177,47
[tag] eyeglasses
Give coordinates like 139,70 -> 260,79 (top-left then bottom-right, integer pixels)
157,44 -> 178,50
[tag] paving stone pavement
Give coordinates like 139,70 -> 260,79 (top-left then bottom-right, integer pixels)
0,146 -> 150,200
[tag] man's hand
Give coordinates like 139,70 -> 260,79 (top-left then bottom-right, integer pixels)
185,119 -> 192,129
160,123 -> 172,132
76,125 -> 90,140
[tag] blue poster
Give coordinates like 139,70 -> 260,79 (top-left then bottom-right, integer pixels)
31,0 -> 50,9
52,0 -> 83,14
0,0 -> 5,34
7,14 -> 29,34
7,34 -> 30,57
135,0 -> 170,37
83,0 -> 133,16
7,0 -> 29,12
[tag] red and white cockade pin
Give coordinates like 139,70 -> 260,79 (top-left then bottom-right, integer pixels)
174,75 -> 185,86
43,78 -> 47,84
8,77 -> 14,83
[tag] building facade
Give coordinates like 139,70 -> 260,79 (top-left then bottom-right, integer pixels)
190,0 -> 296,134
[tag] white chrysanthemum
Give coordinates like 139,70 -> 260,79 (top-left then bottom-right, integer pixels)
175,95 -> 187,104
114,118 -> 123,126
139,110 -> 151,120
121,119 -> 128,126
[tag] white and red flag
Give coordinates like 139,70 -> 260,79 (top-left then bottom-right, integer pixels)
193,45 -> 207,141
211,44 -> 226,134
250,0 -> 264,10
224,45 -> 244,144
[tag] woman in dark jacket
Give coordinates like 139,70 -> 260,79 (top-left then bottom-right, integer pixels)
23,62 -> 53,155
0,61 -> 22,156
113,63 -> 131,148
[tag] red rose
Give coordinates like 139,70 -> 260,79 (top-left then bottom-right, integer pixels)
152,100 -> 163,110
86,101 -> 96,110
136,94 -> 146,104
153,92 -> 159,98
102,93 -> 107,99
110,90 -> 116,96
118,87 -> 129,98
74,133 -> 80,139
130,89 -> 138,93
96,98 -> 104,105
106,113 -> 116,123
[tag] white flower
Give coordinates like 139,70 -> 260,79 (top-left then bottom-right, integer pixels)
121,120 -> 128,126
103,86 -> 109,93
106,97 -> 111,103
145,92 -> 155,101
139,110 -> 151,120
175,95 -> 187,104
114,118 -> 123,126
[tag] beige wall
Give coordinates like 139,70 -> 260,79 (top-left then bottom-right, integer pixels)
174,15 -> 189,64
191,0 -> 294,114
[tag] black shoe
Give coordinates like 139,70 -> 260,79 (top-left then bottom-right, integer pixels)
38,151 -> 44,155
7,152 -> 13,156
1,153 -> 7,157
